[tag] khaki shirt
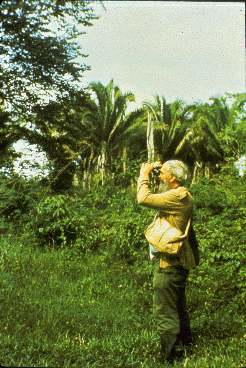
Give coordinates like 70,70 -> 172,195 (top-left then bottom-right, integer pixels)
137,173 -> 197,270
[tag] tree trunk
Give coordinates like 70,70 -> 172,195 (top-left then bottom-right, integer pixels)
205,162 -> 211,178
191,161 -> 201,184
101,141 -> 107,186
73,173 -> 79,186
147,111 -> 155,163
82,153 -> 93,190
83,170 -> 91,190
122,145 -> 127,173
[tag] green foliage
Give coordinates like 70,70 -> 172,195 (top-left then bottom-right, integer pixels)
0,240 -> 156,367
1,163 -> 246,366
143,96 -> 193,162
0,0 -> 98,113
1,235 -> 246,367
0,175 -> 39,226
0,105 -> 22,169
0,0 -> 100,192
112,154 -> 147,187
34,194 -> 79,247
191,177 -> 228,215
82,79 -> 137,185
219,119 -> 246,159
188,170 -> 246,338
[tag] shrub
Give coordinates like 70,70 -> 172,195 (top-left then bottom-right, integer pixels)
188,173 -> 246,336
34,194 -> 80,247
0,175 -> 38,224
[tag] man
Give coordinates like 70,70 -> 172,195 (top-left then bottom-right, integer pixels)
137,160 -> 199,365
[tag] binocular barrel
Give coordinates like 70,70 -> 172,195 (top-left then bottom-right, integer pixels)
152,167 -> 161,176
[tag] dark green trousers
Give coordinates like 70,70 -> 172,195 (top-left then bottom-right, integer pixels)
153,259 -> 191,342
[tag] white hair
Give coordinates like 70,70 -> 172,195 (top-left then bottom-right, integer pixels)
164,160 -> 189,186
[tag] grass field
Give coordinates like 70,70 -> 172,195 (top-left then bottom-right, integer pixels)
1,236 -> 246,368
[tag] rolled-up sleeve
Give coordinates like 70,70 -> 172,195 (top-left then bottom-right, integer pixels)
137,173 -> 179,212
137,173 -> 151,203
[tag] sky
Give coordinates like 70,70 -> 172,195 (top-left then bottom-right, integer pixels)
79,1 -> 245,110
12,1 -> 246,176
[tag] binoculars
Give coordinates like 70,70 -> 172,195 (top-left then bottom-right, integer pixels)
152,167 -> 161,176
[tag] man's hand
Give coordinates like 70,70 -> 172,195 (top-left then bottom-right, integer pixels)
140,162 -> 162,176
140,163 -> 154,176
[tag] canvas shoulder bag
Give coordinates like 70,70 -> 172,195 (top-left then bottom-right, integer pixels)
145,212 -> 191,255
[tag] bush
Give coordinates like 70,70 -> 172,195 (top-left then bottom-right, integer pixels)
0,175 -> 39,225
1,163 -> 246,366
1,232 -> 246,367
191,177 -> 228,215
24,185 -> 152,258
2,166 -> 246,348
34,194 -> 80,247
188,173 -> 246,336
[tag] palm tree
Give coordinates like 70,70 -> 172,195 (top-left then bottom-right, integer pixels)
142,95 -> 235,181
183,101 -> 224,180
142,95 -> 193,163
210,94 -> 246,161
82,79 -> 135,185
186,94 -> 246,180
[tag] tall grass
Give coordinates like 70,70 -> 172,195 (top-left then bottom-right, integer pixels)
1,234 -> 246,368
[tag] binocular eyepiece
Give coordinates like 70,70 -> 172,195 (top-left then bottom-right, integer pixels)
152,167 -> 161,176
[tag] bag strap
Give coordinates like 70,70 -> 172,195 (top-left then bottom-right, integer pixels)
156,211 -> 191,243
154,211 -> 159,221
157,211 -> 191,235
184,218 -> 191,237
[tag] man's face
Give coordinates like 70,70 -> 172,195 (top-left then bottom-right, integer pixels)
158,164 -> 173,182
157,164 -> 173,193
157,179 -> 171,193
